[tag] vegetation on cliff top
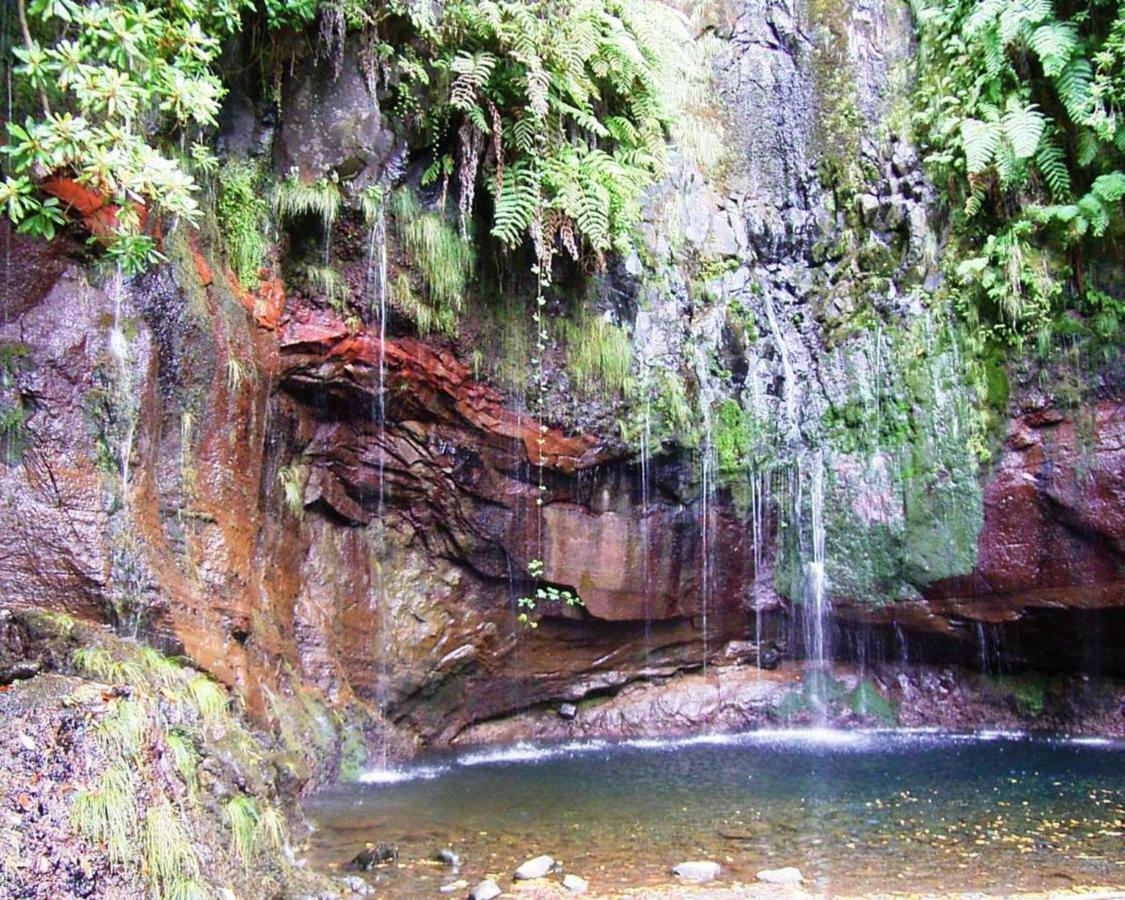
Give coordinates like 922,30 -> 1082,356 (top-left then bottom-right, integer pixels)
911,0 -> 1125,356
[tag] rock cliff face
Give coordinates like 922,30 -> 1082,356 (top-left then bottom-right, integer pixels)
0,0 -> 1122,753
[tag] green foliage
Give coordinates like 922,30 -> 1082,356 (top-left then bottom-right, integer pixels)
274,170 -> 342,229
72,764 -> 137,865
558,310 -> 633,398
399,0 -> 690,268
389,188 -> 475,334
912,0 -> 1125,354
849,679 -> 896,724
143,801 -> 203,899
223,794 -> 261,866
218,160 -> 268,288
3,0 -> 252,270
277,463 -> 306,516
516,558 -> 583,627
302,263 -> 350,314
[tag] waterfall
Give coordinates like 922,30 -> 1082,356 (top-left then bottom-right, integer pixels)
365,197 -> 392,766
804,449 -> 830,667
638,363 -> 653,664
106,267 -> 135,507
762,289 -> 798,441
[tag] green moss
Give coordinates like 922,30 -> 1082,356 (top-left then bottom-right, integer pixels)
849,679 -> 896,724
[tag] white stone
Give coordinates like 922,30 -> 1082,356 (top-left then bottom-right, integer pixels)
439,879 -> 468,894
469,879 -> 503,900
672,860 -> 720,884
757,866 -> 804,886
514,854 -> 555,880
562,873 -> 589,894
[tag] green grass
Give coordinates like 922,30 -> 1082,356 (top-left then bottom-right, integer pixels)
165,729 -> 199,793
186,674 -> 229,734
94,697 -> 150,759
389,189 -> 475,335
302,263 -> 350,313
277,464 -> 306,516
223,794 -> 261,866
559,311 -> 633,398
72,764 -> 137,864
218,160 -> 268,288
144,800 -> 202,899
274,172 -> 342,229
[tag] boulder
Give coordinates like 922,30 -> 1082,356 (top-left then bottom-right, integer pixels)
757,866 -> 804,885
672,860 -> 720,883
469,880 -> 503,900
513,854 -> 556,880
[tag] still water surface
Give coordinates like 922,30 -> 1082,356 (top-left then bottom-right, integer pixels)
303,730 -> 1125,895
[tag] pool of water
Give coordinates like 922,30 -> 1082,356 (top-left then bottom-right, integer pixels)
302,730 -> 1125,896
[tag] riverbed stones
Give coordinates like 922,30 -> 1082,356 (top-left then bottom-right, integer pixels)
469,880 -> 503,900
562,873 -> 589,893
513,854 -> 556,879
757,866 -> 804,885
672,860 -> 721,883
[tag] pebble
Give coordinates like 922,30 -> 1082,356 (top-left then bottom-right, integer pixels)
672,860 -> 720,883
562,873 -> 589,893
514,854 -> 555,879
757,866 -> 804,885
469,879 -> 503,900
557,702 -> 577,719
18,733 -> 35,752
439,878 -> 467,893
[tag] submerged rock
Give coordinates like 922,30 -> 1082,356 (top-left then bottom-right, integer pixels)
562,873 -> 589,893
435,847 -> 462,870
439,878 -> 467,893
757,866 -> 804,885
469,879 -> 503,900
672,860 -> 721,883
349,842 -> 398,870
513,854 -> 556,879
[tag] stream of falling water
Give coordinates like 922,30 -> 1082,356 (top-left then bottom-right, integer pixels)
365,200 -> 391,767
106,267 -> 135,506
638,365 -> 653,664
802,449 -> 831,708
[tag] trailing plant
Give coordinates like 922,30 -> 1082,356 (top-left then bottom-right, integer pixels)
277,462 -> 307,515
274,169 -> 342,229
516,558 -> 582,628
370,0 -> 694,272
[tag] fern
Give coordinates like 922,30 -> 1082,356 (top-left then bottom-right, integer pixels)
1034,131 -> 1071,198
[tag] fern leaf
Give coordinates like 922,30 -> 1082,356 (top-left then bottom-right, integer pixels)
1001,101 -> 1046,159
962,118 -> 1002,173
1029,21 -> 1078,77
1091,172 -> 1125,203
1055,57 -> 1092,122
1034,131 -> 1071,199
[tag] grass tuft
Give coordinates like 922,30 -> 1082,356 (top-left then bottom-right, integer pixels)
274,171 -> 342,229
144,800 -> 202,898
72,764 -> 137,864
223,794 -> 261,866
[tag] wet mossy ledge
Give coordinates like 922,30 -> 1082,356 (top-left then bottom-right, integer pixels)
0,607 -> 373,898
